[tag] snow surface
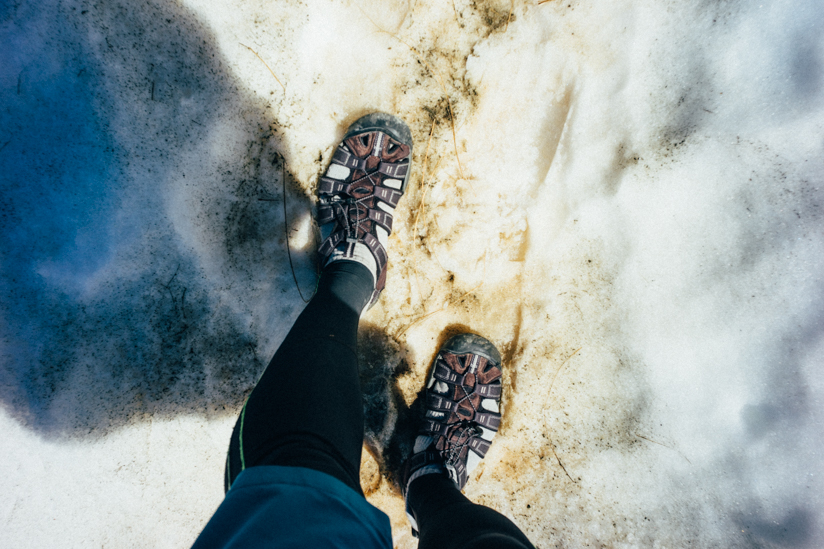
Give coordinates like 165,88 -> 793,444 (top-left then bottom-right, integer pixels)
2,0 -> 823,547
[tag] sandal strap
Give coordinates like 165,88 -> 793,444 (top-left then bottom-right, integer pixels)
405,447 -> 443,477
317,230 -> 388,282
361,232 -> 388,279
318,176 -> 404,207
422,409 -> 502,437
316,176 -> 357,197
372,185 -> 403,208
474,411 -> 501,431
468,436 -> 491,457
426,392 -> 458,414
424,389 -> 500,413
406,432 -> 489,492
433,360 -> 470,384
432,361 -> 502,399
332,148 -> 410,179
401,444 -> 447,506
318,137 -> 401,289
451,459 -> 468,489
317,203 -> 394,234
475,383 -> 501,399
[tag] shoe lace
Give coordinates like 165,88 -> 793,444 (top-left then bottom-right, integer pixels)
444,421 -> 483,467
330,168 -> 382,242
440,357 -> 486,466
455,380 -> 478,413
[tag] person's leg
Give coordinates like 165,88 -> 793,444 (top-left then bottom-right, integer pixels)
401,333 -> 536,549
407,474 -> 535,549
224,112 -> 414,496
224,260 -> 373,494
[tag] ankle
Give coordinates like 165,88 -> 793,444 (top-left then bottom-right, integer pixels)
316,260 -> 375,314
405,471 -> 470,537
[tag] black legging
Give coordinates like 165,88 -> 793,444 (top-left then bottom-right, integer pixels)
225,261 -> 534,549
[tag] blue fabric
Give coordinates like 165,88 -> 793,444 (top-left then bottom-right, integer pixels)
192,466 -> 393,549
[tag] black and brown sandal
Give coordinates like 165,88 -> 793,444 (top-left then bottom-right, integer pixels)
402,333 -> 504,534
316,113 -> 413,308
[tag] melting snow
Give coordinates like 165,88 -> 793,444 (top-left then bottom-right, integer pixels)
1,0 -> 823,547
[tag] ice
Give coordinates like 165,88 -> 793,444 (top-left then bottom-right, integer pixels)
2,0 -> 823,547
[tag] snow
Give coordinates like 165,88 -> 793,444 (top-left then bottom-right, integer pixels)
2,0 -> 823,547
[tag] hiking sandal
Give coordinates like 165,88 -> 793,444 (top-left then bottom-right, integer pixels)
402,333 -> 504,535
316,113 -> 413,308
